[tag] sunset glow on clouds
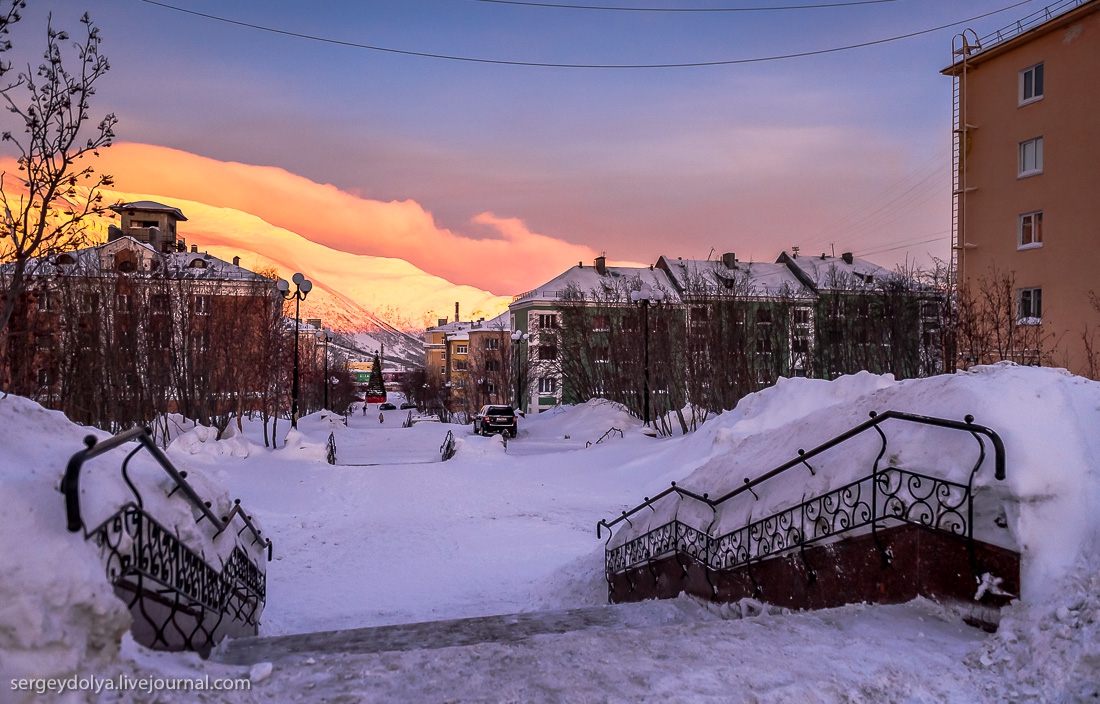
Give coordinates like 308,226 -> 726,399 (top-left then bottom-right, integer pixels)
95,143 -> 600,296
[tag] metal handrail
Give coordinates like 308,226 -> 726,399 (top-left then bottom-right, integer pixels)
586,426 -> 624,448
326,432 -> 337,465
61,427 -> 272,560
440,430 -> 457,461
597,410 -> 1004,539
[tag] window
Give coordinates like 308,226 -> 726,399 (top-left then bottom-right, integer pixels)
1018,137 -> 1043,177
486,381 -> 496,395
38,292 -> 56,312
594,345 -> 610,364
439,365 -> 446,374
1018,287 -> 1042,323
151,294 -> 169,316
439,351 -> 446,361
37,369 -> 52,386
456,378 -> 466,389
35,334 -> 53,351
484,360 -> 500,372
453,359 -> 468,371
591,315 -> 610,332
539,345 -> 557,361
538,377 -> 557,394
791,307 -> 812,327
690,307 -> 709,327
1019,63 -> 1044,105
485,338 -> 500,350
756,337 -> 773,354
192,295 -> 211,316
1018,211 -> 1043,249
755,308 -> 773,324
117,293 -> 132,313
81,293 -> 100,314
455,344 -> 468,355
538,314 -> 557,329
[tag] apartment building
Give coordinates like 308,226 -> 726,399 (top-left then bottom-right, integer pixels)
945,0 -> 1100,374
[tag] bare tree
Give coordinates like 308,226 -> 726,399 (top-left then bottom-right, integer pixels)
0,9 -> 115,343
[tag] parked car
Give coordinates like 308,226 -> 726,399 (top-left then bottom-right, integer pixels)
379,402 -> 396,411
399,401 -> 417,410
473,405 -> 517,438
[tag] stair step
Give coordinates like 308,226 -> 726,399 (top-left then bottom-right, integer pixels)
214,599 -> 717,665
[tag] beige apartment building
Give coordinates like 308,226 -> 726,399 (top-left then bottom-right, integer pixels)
945,0 -> 1100,375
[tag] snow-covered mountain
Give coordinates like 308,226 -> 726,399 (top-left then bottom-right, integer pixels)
102,192 -> 515,368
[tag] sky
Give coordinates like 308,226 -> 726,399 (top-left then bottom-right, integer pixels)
1,0 -> 1053,298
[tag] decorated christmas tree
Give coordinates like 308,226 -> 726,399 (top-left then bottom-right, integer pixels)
365,353 -> 387,403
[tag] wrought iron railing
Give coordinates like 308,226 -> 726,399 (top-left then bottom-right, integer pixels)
598,411 -> 1004,592
440,430 -> 456,461
402,410 -> 414,428
327,432 -> 337,465
62,427 -> 271,652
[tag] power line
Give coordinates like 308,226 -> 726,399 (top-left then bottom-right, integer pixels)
137,0 -> 1036,69
855,231 -> 949,258
472,0 -> 897,12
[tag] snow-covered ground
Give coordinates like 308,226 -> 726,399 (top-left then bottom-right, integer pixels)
2,364 -> 1099,702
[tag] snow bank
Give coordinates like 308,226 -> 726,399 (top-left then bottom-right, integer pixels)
0,395 -> 270,702
0,396 -> 130,699
607,364 -> 1100,604
170,422 -> 259,462
522,398 -> 642,443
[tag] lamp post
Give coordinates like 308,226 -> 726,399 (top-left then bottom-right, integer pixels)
510,330 -> 528,411
316,328 -> 333,411
277,273 -> 312,429
630,282 -> 665,429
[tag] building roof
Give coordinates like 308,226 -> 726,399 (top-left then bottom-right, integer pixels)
942,0 -> 1097,74
509,264 -> 678,307
778,252 -> 900,293
1,237 -> 270,283
657,255 -> 810,300
109,201 -> 189,221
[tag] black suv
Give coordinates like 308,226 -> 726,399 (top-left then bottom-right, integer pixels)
474,405 -> 517,437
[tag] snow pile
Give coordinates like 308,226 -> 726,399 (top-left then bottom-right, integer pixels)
0,395 -> 270,702
0,396 -> 130,696
522,398 -> 641,443
970,565 -> 1100,701
170,422 -> 258,461
608,364 -> 1100,604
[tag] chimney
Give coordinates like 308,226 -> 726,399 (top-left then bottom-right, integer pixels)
721,252 -> 737,269
191,244 -> 198,253
455,301 -> 460,322
177,240 -> 186,253
233,255 -> 240,266
595,255 -> 606,275
438,318 -> 447,327
841,252 -> 854,265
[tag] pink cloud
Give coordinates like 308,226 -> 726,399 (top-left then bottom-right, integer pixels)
93,143 -> 597,295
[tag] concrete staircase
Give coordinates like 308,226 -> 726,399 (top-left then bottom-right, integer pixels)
213,599 -> 721,665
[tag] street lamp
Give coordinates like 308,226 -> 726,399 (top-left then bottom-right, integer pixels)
277,273 -> 312,429
316,328 -> 333,411
510,330 -> 528,411
630,282 -> 666,429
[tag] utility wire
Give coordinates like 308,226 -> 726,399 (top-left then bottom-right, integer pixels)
137,0 -> 1036,69
472,0 -> 897,12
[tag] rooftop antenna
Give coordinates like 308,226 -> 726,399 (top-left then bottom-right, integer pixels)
830,243 -> 835,258
706,247 -> 715,261
791,246 -> 800,258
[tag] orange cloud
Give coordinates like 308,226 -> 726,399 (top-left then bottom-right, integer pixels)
93,143 -> 597,295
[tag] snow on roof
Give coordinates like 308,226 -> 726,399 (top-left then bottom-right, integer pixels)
1,237 -> 270,283
658,256 -> 811,300
779,252 -> 906,292
510,264 -> 679,307
109,200 -> 188,221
